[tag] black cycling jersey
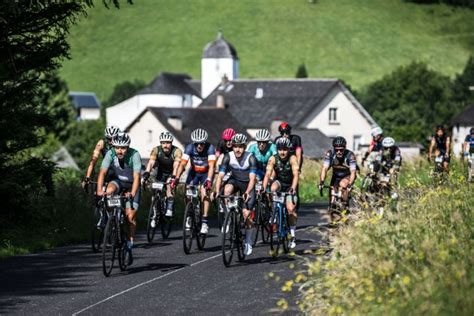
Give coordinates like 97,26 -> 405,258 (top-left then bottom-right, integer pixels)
433,135 -> 449,154
273,154 -> 294,185
216,140 -> 232,156
323,149 -> 357,179
101,139 -> 112,158
151,146 -> 179,175
381,146 -> 402,168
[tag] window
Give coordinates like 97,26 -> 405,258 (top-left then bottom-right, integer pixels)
329,108 -> 338,123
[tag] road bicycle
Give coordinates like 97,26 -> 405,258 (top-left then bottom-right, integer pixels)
101,194 -> 131,277
252,181 -> 271,246
320,185 -> 350,223
182,185 -> 207,254
87,181 -> 105,253
219,194 -> 247,267
145,180 -> 172,242
466,153 -> 473,182
269,191 -> 294,257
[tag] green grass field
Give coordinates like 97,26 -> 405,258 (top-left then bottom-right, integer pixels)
60,0 -> 474,101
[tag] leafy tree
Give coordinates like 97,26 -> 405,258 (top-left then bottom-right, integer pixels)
295,63 -> 309,78
101,79 -> 146,118
66,120 -> 105,171
451,56 -> 474,111
359,62 -> 453,143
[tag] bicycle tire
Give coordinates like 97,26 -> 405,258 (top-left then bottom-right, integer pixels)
183,202 -> 194,254
222,211 -> 235,267
118,225 -> 128,271
281,210 -> 290,254
102,214 -> 117,277
260,200 -> 271,244
252,201 -> 262,247
146,196 -> 159,243
237,212 -> 246,262
196,202 -> 206,250
217,198 -> 225,230
91,205 -> 105,253
160,197 -> 172,239
269,206 -> 281,257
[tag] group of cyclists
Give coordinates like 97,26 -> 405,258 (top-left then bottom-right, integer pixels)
82,119 -> 474,267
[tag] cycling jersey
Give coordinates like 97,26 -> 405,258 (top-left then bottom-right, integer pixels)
275,135 -> 303,156
216,140 -> 232,156
433,135 -> 449,153
465,134 -> 474,153
219,151 -> 257,182
149,145 -> 182,177
370,138 -> 383,152
323,149 -> 357,179
247,142 -> 277,178
272,154 -> 295,186
101,148 -> 141,183
101,139 -> 112,158
181,143 -> 216,173
381,146 -> 402,167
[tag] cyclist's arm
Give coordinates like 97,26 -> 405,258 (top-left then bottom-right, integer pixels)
348,152 -> 357,185
320,150 -> 331,183
145,147 -> 158,173
290,156 -> 299,191
445,137 -> 451,155
215,154 -> 230,194
176,145 -> 191,179
207,145 -> 216,181
173,148 -> 183,176
246,155 -> 258,194
85,139 -> 105,178
97,150 -> 112,195
262,156 -> 275,190
428,137 -> 436,158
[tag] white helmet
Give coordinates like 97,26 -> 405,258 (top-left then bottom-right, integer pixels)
104,125 -> 120,139
371,126 -> 383,137
231,133 -> 248,145
159,131 -> 173,142
112,132 -> 131,147
255,129 -> 271,142
191,128 -> 208,143
382,137 -> 395,148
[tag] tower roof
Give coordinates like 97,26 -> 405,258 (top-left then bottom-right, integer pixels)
202,32 -> 238,59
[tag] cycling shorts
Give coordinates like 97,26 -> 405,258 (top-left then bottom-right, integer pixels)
109,179 -> 141,210
226,178 -> 256,210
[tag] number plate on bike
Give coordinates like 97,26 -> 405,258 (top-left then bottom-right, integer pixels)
273,195 -> 285,203
107,196 -> 121,207
379,174 -> 390,182
228,199 -> 239,208
151,182 -> 164,190
186,187 -> 198,198
435,156 -> 443,163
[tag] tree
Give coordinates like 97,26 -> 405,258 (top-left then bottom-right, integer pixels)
451,56 -> 474,111
101,79 -> 146,117
359,62 -> 453,143
295,63 -> 308,78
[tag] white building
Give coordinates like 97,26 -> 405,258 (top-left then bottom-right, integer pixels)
451,106 -> 474,156
69,91 -> 101,120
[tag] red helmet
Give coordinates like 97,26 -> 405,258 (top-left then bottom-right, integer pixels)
278,121 -> 291,134
221,128 -> 236,141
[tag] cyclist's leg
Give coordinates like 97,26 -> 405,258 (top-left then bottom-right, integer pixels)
105,180 -> 120,195
338,176 -> 350,204
123,182 -> 141,244
162,173 -> 174,215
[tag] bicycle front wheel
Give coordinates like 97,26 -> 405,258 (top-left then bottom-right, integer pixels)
91,205 -> 105,253
146,197 -> 159,243
183,202 -> 194,254
269,207 -> 281,257
160,198 -> 172,239
102,215 -> 117,277
222,211 -> 236,267
196,202 -> 206,250
236,213 -> 246,262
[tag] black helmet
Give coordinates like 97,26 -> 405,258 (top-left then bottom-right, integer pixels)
278,121 -> 292,134
470,127 -> 474,134
332,136 -> 347,148
436,125 -> 444,131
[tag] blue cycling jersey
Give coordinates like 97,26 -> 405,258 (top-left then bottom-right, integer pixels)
465,134 -> 474,152
182,143 -> 216,173
247,142 -> 277,171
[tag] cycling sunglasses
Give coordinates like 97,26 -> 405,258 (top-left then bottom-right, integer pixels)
194,142 -> 206,147
334,147 -> 345,153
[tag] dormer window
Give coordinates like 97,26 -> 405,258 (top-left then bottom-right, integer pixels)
329,108 -> 338,123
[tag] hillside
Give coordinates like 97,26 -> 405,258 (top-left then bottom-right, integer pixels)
60,0 -> 474,100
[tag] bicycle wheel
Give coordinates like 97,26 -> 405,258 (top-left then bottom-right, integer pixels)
269,207 -> 281,257
236,213 -> 246,262
118,226 -> 128,271
183,202 -> 194,254
160,197 -> 172,239
221,211 -> 235,267
217,198 -> 225,231
252,201 -> 262,247
259,200 -> 271,244
91,205 -> 105,253
102,214 -> 117,277
196,202 -> 206,250
146,196 -> 159,243
281,210 -> 290,254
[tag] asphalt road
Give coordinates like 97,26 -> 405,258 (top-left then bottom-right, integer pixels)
0,204 -> 329,315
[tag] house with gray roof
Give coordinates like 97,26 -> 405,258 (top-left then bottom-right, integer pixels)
69,91 -> 101,120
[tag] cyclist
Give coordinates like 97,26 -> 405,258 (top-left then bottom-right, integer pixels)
379,137 -> 402,175
262,137 -> 299,249
275,122 -> 303,170
463,127 -> 474,159
428,125 -> 451,172
216,128 -> 236,158
319,136 -> 357,208
82,125 -> 120,190
213,133 -> 257,255
174,128 -> 216,234
247,129 -> 277,182
96,132 -> 141,266
142,132 -> 183,221
362,126 -> 383,166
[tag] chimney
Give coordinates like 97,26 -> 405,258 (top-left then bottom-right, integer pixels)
168,116 -> 183,131
216,94 -> 225,108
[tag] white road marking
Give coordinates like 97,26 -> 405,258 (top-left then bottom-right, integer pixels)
72,253 -> 222,315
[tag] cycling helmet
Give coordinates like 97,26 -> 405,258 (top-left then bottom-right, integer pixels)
231,133 -> 248,145
332,136 -> 347,148
221,128 -> 236,141
159,131 -> 173,142
371,127 -> 383,137
470,127 -> 474,134
382,137 -> 395,148
104,125 -> 120,139
112,132 -> 131,147
276,137 -> 292,149
191,128 -> 208,143
278,121 -> 292,134
255,129 -> 271,142
436,125 -> 444,131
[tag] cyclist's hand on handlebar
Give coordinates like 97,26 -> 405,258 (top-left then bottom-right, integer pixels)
288,187 -> 296,195
81,177 -> 90,190
210,191 -> 217,201
142,171 -> 150,182
318,181 -> 324,196
347,184 -> 353,192
243,192 -> 250,202
170,176 -> 178,190
204,178 -> 212,191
